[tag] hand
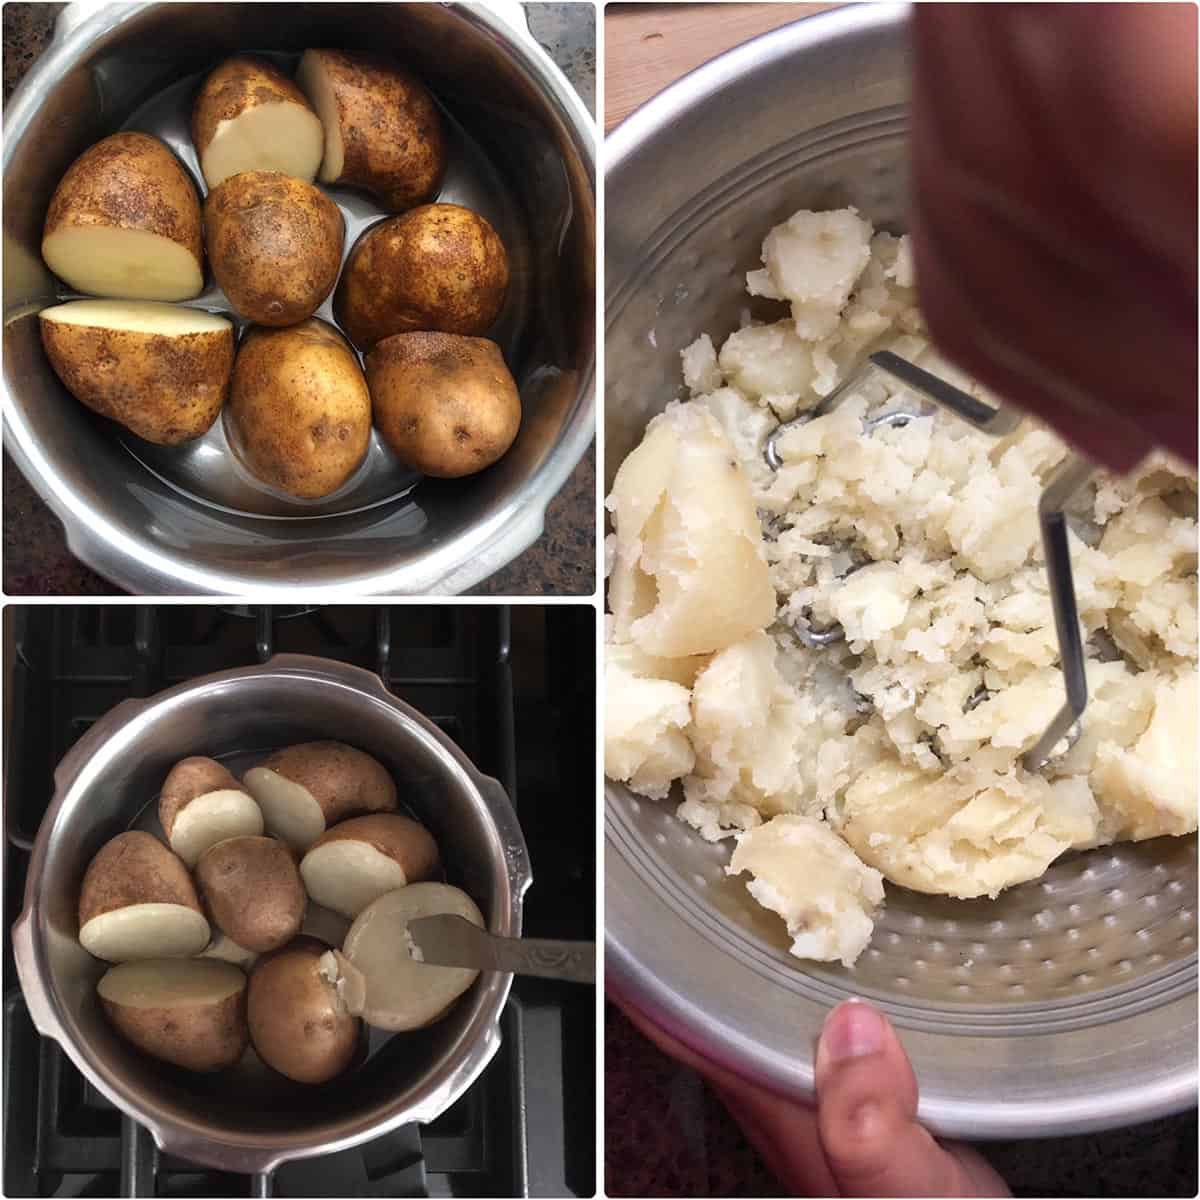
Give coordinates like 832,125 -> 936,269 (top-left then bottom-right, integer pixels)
910,4 -> 1197,472
614,995 -> 1010,1197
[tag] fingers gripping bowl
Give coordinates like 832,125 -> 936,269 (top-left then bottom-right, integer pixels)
3,2 -> 594,595
604,5 -> 1197,1139
11,655 -> 530,1174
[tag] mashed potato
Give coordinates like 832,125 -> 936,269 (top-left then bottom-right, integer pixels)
605,207 -> 1199,966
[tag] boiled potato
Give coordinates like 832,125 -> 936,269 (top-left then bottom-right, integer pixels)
300,813 -> 440,919
296,49 -> 444,212
38,300 -> 234,445
192,55 -> 324,189
247,938 -> 360,1083
227,320 -> 371,499
99,958 -> 248,1072
42,132 -> 203,301
242,741 -> 397,851
341,883 -> 484,1031
158,755 -> 263,867
200,932 -> 260,970
204,171 -> 343,326
194,836 -> 305,953
78,831 -> 210,963
334,205 -> 509,350
365,332 -> 520,478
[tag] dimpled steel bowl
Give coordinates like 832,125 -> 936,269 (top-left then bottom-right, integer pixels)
604,4 -> 1197,1138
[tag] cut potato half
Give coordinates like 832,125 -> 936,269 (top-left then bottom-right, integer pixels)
242,766 -> 327,851
80,903 -> 212,963
43,230 -> 202,302
40,300 -> 228,335
99,957 -> 247,1072
168,790 -> 264,868
342,883 -> 483,1031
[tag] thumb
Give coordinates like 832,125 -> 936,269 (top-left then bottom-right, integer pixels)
815,1001 -> 1009,1198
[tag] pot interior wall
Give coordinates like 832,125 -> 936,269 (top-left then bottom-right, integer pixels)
37,670 -> 514,1140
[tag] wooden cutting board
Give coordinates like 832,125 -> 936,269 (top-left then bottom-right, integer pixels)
605,2 -> 839,131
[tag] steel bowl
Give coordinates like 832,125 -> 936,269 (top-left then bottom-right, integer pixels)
604,3 -> 1197,1138
3,1 -> 594,595
12,654 -> 532,1174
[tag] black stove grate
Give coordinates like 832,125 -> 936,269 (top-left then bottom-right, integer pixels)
3,605 -> 595,1198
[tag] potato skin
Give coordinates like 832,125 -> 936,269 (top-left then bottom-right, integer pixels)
39,317 -> 233,446
78,831 -> 202,927
228,319 -> 371,499
335,206 -> 509,350
302,50 -> 444,211
366,332 -> 521,478
195,836 -> 305,953
247,942 -> 359,1083
42,132 -> 203,290
159,756 -> 243,838
102,973 -> 248,1072
204,171 -> 343,326
258,741 -> 397,824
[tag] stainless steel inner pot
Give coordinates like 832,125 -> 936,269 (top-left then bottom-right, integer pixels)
3,1 -> 595,595
604,4 -> 1197,1138
12,655 -> 531,1174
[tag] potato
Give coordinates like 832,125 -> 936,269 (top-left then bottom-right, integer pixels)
200,932 -> 259,970
192,55 -> 324,189
247,940 -> 359,1083
365,332 -> 520,478
334,205 -> 509,350
341,883 -> 484,1031
194,836 -> 305,953
242,741 -> 397,851
38,300 -> 233,446
99,958 -> 248,1072
203,171 -> 343,326
158,756 -> 263,867
42,132 -> 203,301
296,49 -> 444,212
300,814 -> 439,919
227,319 -> 371,499
78,831 -> 210,962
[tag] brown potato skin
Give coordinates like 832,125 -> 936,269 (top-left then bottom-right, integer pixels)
306,813 -> 439,881
204,171 -> 343,326
228,319 -> 371,499
39,317 -> 233,446
366,332 -> 520,478
42,132 -> 203,282
335,205 -> 509,351
195,836 -> 305,953
247,942 -> 359,1083
303,50 -> 444,211
159,756 -> 244,838
78,831 -> 202,927
259,741 -> 398,825
102,979 -> 248,1072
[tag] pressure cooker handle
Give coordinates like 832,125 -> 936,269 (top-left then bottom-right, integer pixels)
11,909 -> 64,1041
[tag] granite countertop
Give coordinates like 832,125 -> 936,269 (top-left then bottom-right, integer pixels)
1,2 -> 595,597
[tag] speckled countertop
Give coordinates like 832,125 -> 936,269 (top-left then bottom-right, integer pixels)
1,1 -> 595,597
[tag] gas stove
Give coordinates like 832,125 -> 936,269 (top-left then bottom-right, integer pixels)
3,604 -> 595,1197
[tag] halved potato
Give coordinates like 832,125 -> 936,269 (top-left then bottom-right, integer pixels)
242,742 -> 397,851
204,170 -> 344,326
159,756 -> 263,867
192,55 -> 324,189
39,300 -> 234,446
194,836 -> 306,953
99,958 -> 248,1072
78,831 -> 210,962
297,49 -> 444,212
340,882 -> 484,1031
42,131 -> 204,301
300,813 -> 440,919
247,939 -> 360,1083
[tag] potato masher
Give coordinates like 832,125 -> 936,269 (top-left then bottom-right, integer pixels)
763,350 -> 1093,772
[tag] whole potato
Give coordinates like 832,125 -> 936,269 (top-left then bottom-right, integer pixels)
335,205 -> 509,351
365,332 -> 520,478
204,171 -> 343,326
228,319 -> 371,499
194,835 -> 305,953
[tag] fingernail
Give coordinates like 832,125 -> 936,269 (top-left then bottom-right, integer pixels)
820,1000 -> 887,1065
